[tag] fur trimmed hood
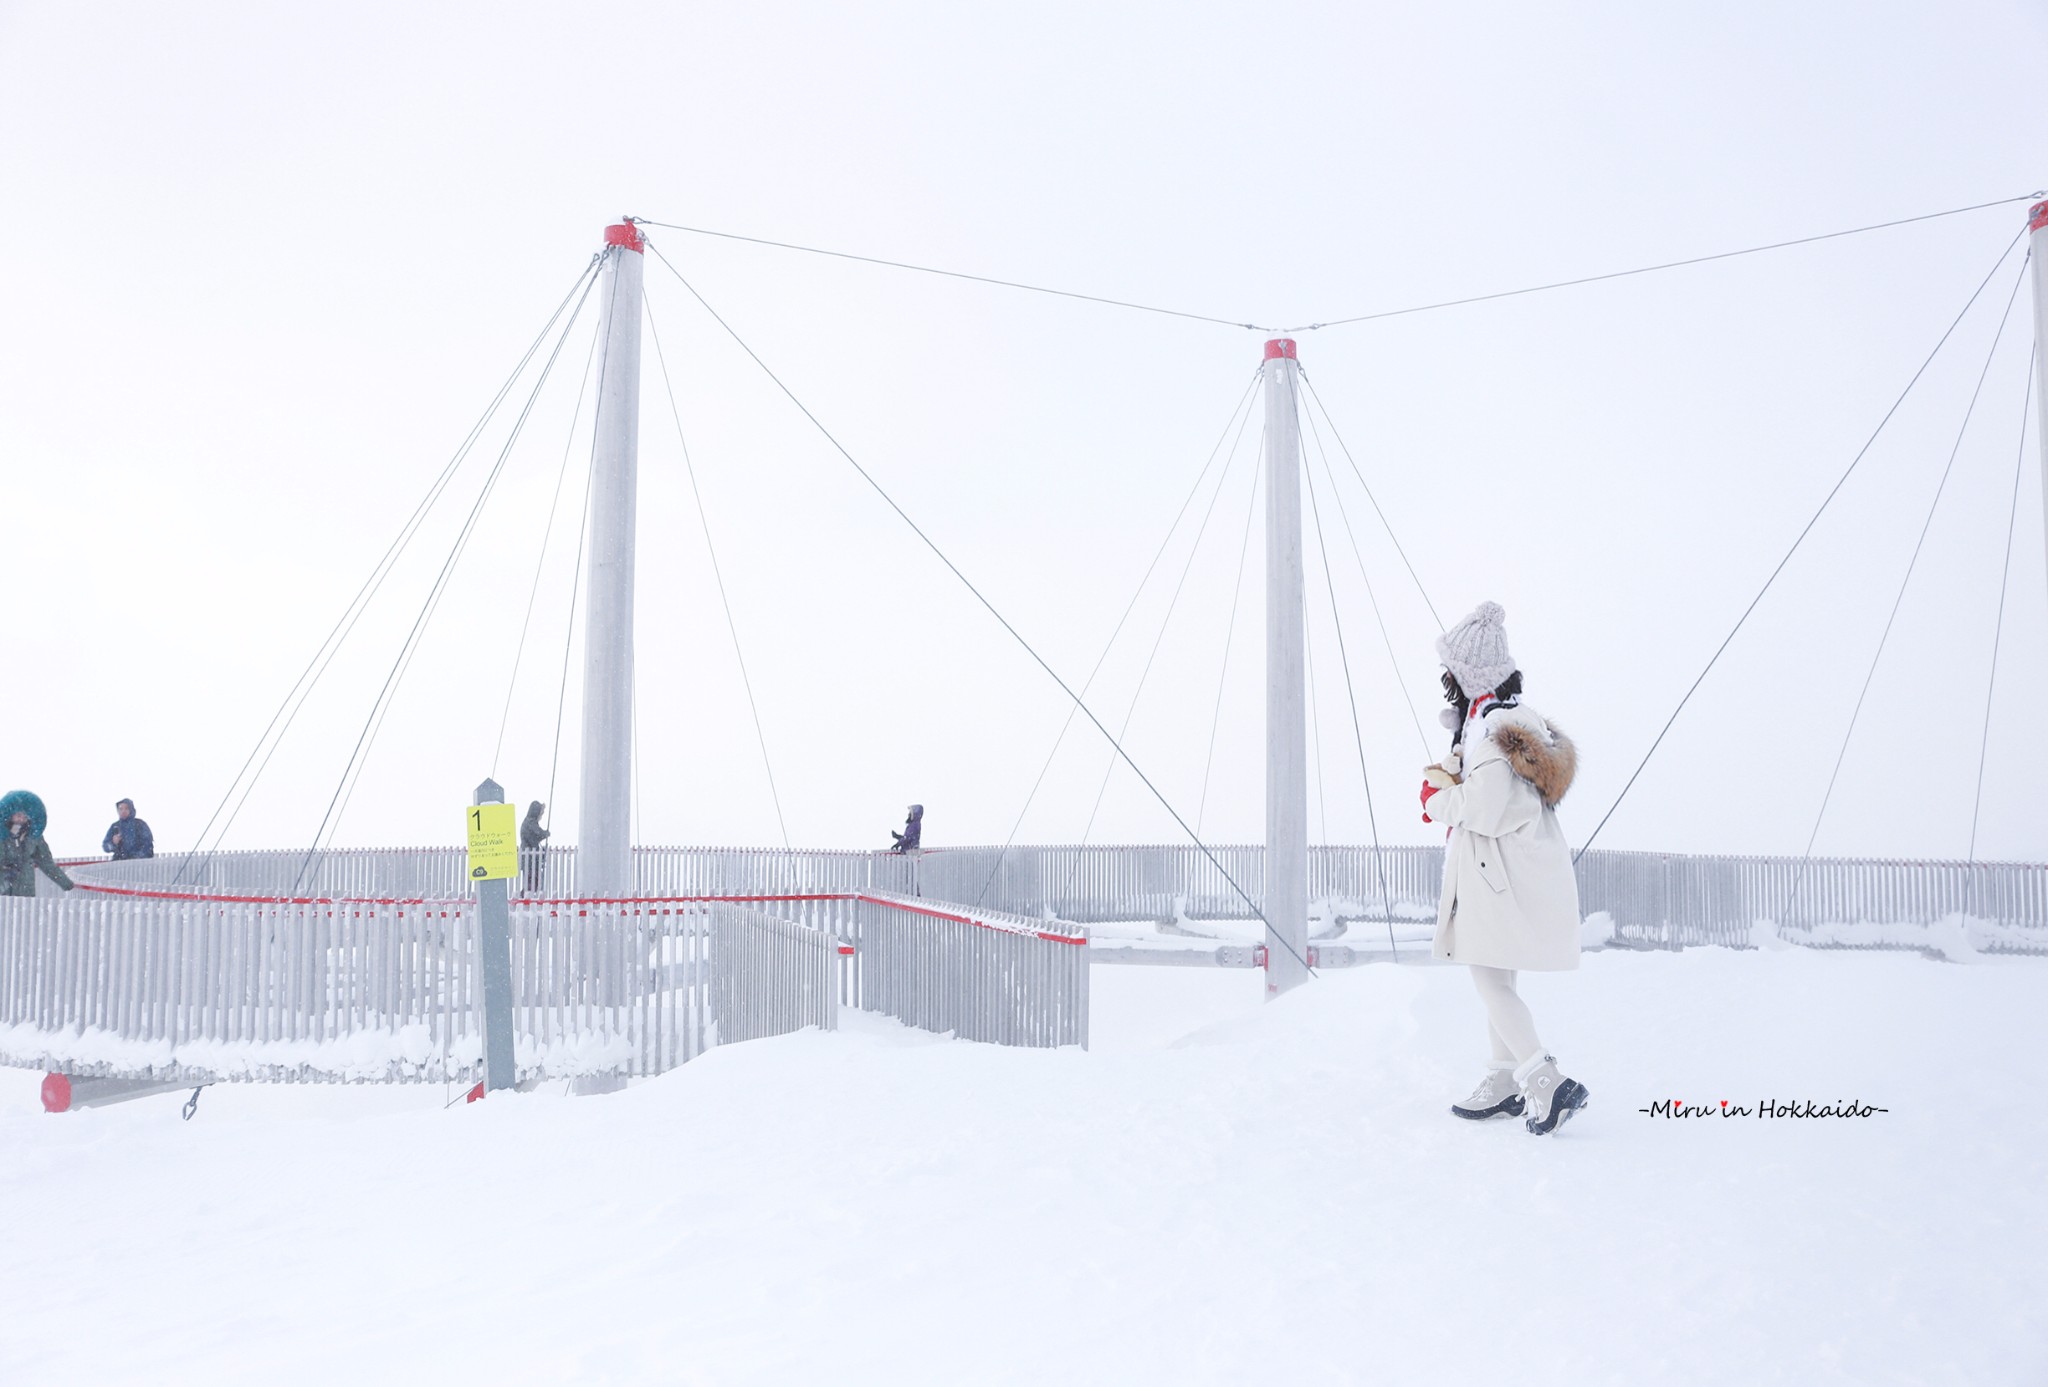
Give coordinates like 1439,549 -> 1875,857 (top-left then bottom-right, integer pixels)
1490,717 -> 1577,807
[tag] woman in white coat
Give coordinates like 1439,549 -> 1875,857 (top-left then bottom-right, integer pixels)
1421,602 -> 1589,1136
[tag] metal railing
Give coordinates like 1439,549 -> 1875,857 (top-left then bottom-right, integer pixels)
74,846 -> 918,902
12,838 -> 2038,1087
0,893 -> 837,1086
843,892 -> 1089,1048
707,902 -> 840,1046
57,841 -> 2048,961
905,843 -> 2046,952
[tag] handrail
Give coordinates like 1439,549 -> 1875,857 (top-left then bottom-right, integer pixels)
62,844 -> 2046,947
65,879 -> 1089,943
855,891 -> 1088,946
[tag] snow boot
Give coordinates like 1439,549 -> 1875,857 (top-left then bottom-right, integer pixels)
1515,1052 -> 1589,1136
1450,1063 -> 1525,1120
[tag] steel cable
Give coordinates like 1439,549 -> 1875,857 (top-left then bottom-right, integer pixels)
644,287 -> 793,853
1196,441 -> 1263,836
1060,392 -> 1259,893
177,256 -> 600,881
644,240 -> 1316,976
1297,379 -> 1434,757
1302,426 -> 1401,958
1969,350 -> 2034,865
1295,374 -> 1441,629
1284,194 -> 2044,332
297,261 -> 603,883
970,373 -> 1259,906
325,272 -> 605,854
1574,226 -> 2029,863
494,314 -> 602,775
635,196 -> 2041,341
1304,588 -> 1329,844
629,217 -> 1267,331
1781,254 -> 2032,921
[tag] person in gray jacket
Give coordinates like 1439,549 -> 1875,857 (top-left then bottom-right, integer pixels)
519,801 -> 550,894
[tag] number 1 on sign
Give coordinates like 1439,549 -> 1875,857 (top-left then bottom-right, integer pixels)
466,802 -> 519,882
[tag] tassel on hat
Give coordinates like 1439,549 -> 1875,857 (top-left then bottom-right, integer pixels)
1436,601 -> 1517,698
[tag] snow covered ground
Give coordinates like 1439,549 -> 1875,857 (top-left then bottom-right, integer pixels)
2,946 -> 2042,1385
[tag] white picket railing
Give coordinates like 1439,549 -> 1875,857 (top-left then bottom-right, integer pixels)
904,843 -> 2047,949
0,893 -> 837,1087
73,846 -> 916,903
842,892 -> 1089,1048
69,844 -> 2045,952
706,902 -> 842,1047
13,838 -> 2038,1090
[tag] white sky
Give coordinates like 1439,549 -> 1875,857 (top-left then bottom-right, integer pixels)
3,2 -> 2044,864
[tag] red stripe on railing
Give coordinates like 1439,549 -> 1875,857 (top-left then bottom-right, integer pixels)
63,881 -> 1088,944
853,894 -> 1087,946
72,884 -> 440,906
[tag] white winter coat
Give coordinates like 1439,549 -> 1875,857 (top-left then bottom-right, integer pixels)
1429,702 -> 1582,972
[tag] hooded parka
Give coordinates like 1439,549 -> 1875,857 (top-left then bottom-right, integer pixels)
1429,702 -> 1581,972
1,828 -> 73,896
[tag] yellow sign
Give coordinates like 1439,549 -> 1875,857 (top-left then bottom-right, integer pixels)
465,802 -> 520,881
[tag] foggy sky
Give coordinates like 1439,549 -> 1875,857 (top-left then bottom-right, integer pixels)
3,2 -> 2044,866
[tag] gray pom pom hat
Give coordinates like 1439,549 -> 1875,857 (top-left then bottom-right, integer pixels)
1436,601 -> 1516,698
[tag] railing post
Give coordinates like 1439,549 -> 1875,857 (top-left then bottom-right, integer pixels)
1263,337 -> 1310,997
577,220 -> 646,898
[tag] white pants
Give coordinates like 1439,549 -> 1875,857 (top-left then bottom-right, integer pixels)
1470,964 -> 1543,1066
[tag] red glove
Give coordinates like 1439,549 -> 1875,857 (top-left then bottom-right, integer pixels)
1420,778 -> 1440,824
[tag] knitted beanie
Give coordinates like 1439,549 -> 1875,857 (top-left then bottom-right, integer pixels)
1436,601 -> 1516,698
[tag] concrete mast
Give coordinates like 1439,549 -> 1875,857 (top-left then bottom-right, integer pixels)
576,221 -> 645,897
1262,338 -> 1310,997
2028,198 -> 2048,613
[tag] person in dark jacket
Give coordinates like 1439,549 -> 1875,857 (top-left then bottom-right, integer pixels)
889,803 -> 924,854
102,798 -> 155,860
520,801 -> 550,893
3,803 -> 74,896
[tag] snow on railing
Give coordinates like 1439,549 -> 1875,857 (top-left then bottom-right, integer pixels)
843,891 -> 1089,1049
904,844 -> 2047,952
1569,849 -> 2047,953
0,893 -> 838,1087
65,843 -> 2048,951
706,902 -> 840,1047
11,838 -> 2037,1088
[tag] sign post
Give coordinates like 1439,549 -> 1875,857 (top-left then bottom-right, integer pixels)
469,778 -> 518,1094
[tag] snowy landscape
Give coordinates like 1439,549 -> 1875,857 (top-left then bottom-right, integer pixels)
6,4 -> 2047,1384
4,947 -> 2042,1385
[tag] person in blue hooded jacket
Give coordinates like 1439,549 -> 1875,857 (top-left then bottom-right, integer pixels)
103,798 -> 155,860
